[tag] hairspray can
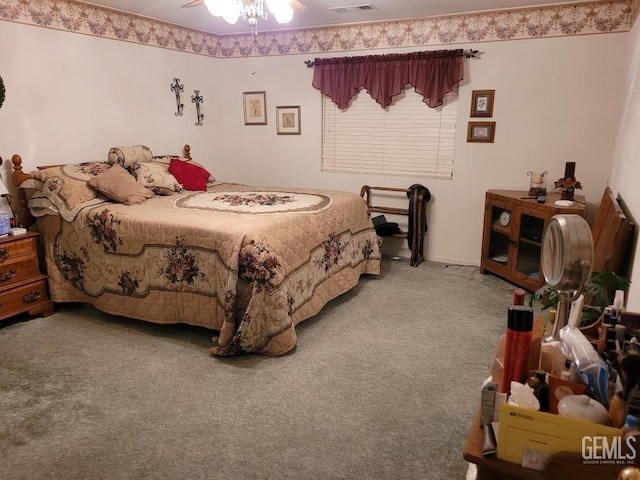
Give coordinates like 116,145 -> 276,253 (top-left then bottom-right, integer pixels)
499,306 -> 534,395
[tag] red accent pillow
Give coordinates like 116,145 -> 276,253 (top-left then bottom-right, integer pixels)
168,158 -> 210,191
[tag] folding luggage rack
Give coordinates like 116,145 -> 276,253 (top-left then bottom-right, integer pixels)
360,185 -> 430,267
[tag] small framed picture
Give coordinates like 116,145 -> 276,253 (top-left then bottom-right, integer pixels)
243,91 -> 267,125
276,106 -> 301,135
470,89 -> 495,117
467,121 -> 496,143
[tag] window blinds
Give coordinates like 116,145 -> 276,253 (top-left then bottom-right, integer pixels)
321,87 -> 458,179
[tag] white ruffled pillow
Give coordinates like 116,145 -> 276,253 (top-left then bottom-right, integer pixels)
108,145 -> 153,168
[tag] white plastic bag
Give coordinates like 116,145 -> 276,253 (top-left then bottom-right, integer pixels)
507,382 -> 540,410
560,325 -> 609,406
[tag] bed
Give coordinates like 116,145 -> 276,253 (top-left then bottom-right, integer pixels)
11,145 -> 381,356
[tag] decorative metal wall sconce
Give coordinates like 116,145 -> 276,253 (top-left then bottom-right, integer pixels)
171,78 -> 184,116
192,90 -> 204,126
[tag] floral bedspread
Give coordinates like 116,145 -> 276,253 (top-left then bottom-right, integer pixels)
37,183 -> 380,356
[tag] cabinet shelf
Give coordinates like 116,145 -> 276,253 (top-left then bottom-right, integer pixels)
480,189 -> 586,291
519,237 -> 542,247
489,254 -> 508,264
491,223 -> 510,236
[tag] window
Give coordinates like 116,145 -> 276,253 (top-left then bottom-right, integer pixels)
321,86 -> 458,179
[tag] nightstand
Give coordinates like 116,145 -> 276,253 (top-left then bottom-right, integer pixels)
0,231 -> 54,321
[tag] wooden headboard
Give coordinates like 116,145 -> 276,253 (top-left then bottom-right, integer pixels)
10,144 -> 193,229
591,187 -> 635,276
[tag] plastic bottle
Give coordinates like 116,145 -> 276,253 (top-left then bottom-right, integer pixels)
535,370 -> 550,412
499,306 -> 534,396
525,374 -> 541,397
543,308 -> 556,338
524,372 -> 549,412
623,414 -> 639,436
614,290 -> 625,317
513,288 -> 526,306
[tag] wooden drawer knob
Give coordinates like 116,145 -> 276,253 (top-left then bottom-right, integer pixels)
0,248 -> 8,262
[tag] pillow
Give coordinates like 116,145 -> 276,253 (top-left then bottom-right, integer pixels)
108,145 -> 153,169
150,155 -> 190,165
168,158 -> 211,191
21,162 -> 111,221
27,191 -> 59,217
88,164 -> 154,205
130,162 -> 183,196
153,156 -> 215,183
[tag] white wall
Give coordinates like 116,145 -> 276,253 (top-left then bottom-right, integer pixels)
0,20 -> 632,271
0,22 -> 224,169
611,19 -> 640,311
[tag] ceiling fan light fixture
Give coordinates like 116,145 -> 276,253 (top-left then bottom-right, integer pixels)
222,3 -> 241,24
203,0 -> 241,23
200,0 -> 298,33
267,0 -> 294,23
204,0 -> 225,17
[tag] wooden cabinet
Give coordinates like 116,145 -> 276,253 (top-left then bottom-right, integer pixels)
0,231 -> 53,321
480,190 -> 586,292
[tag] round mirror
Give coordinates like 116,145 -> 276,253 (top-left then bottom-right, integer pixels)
541,214 -> 594,340
542,214 -> 593,292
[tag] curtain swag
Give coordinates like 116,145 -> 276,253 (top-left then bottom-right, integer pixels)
312,49 -> 465,109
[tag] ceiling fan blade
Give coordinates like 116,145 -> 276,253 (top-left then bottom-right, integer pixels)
181,0 -> 204,8
290,0 -> 307,15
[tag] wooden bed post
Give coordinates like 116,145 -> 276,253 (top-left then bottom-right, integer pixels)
10,154 -> 34,229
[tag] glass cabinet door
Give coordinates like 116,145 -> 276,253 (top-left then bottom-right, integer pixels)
516,211 -> 545,282
488,204 -> 512,267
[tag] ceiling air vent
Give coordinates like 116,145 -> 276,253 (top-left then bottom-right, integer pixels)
329,4 -> 377,14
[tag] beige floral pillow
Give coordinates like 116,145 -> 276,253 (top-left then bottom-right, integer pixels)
88,164 -> 154,205
131,162 -> 183,196
23,162 -> 111,221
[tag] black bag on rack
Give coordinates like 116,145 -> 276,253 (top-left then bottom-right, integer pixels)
372,215 -> 401,237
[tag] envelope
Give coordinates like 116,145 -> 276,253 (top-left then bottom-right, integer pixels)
497,403 -> 622,470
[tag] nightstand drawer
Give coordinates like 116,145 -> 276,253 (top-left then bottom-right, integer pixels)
0,278 -> 49,315
0,235 -> 38,262
0,257 -> 41,290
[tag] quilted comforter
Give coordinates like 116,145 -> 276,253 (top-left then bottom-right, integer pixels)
36,183 -> 381,356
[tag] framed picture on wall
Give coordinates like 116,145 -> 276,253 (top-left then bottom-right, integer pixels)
243,91 -> 267,125
470,90 -> 495,117
276,106 -> 301,135
467,121 -> 496,143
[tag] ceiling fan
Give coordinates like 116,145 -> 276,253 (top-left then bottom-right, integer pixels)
182,0 -> 307,34
182,0 -> 307,14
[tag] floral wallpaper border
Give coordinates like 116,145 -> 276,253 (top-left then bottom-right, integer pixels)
0,0 -> 636,58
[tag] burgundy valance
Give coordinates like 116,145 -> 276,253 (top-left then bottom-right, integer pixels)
312,49 -> 465,109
